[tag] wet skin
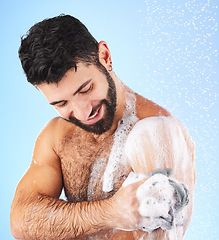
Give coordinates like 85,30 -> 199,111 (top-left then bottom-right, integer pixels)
36,90 -> 171,240
37,61 -> 170,238
11,44 -> 196,239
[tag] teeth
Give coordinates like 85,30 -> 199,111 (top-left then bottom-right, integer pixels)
87,107 -> 99,120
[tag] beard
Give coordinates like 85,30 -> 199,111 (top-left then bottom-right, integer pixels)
66,68 -> 117,135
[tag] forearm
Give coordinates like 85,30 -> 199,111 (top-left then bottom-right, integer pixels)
11,193 -> 113,240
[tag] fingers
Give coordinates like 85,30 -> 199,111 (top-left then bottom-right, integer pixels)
110,177 -> 147,230
129,178 -> 149,189
122,172 -> 148,188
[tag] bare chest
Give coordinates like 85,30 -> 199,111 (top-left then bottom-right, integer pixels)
58,131 -> 131,203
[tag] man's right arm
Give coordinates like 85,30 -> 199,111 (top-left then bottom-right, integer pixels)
10,118 -> 142,239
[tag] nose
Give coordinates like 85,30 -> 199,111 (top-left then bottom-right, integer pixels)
69,100 -> 92,122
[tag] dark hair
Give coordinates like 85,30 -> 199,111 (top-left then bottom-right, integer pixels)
19,14 -> 99,85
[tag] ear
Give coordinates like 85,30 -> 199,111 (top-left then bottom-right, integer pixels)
98,41 -> 112,71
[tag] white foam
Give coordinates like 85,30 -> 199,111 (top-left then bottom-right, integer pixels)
137,174 -> 175,219
122,172 -> 188,234
102,91 -> 139,192
123,116 -> 195,238
124,116 -> 192,177
102,101 -> 195,237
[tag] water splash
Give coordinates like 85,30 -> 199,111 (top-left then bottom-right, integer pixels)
137,1 -> 218,238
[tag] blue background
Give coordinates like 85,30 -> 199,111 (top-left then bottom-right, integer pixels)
1,0 -> 218,239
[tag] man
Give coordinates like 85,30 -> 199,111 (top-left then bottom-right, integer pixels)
10,15 -> 196,239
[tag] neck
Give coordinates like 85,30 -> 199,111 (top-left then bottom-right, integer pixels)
114,75 -> 127,121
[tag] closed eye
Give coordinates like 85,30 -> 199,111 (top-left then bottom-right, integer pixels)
57,101 -> 68,108
79,84 -> 93,94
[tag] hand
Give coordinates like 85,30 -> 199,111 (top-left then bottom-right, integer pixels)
108,170 -> 189,232
108,178 -> 147,231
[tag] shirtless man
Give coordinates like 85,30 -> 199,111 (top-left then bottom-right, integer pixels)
10,15 -> 196,239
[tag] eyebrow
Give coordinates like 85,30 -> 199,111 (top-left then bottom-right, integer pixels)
50,100 -> 66,106
73,79 -> 92,96
49,79 -> 92,106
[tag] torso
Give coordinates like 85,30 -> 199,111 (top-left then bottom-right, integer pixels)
54,92 -> 169,239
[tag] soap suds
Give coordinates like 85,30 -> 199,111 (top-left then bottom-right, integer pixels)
101,99 -> 195,237
122,172 -> 189,235
125,116 -> 192,177
123,116 -> 195,239
102,91 -> 138,192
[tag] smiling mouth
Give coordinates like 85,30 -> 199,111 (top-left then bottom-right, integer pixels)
84,102 -> 105,124
87,106 -> 101,120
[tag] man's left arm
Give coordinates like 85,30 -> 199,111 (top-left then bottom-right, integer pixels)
124,115 -> 196,237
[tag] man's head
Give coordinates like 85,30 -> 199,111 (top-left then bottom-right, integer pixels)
19,14 -> 101,85
19,14 -> 117,134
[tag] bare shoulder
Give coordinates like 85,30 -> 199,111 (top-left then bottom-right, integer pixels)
40,116 -> 67,133
38,117 -> 76,142
35,117 -> 60,150
33,117 -> 77,162
135,93 -> 170,120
